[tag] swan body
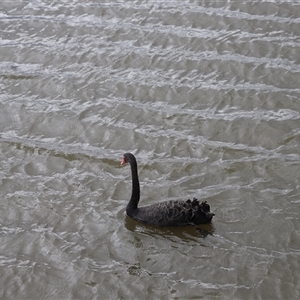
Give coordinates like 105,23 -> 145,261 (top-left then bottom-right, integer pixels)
121,153 -> 214,227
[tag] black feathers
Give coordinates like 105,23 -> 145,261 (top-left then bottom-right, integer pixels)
122,153 -> 214,227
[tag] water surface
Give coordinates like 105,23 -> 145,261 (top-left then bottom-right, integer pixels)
1,1 -> 300,299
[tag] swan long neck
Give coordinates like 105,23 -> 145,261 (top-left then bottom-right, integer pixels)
127,158 -> 140,211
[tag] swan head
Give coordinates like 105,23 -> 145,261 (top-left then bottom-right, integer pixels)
121,153 -> 136,165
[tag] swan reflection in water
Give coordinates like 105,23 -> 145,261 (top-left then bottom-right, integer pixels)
124,214 -> 215,240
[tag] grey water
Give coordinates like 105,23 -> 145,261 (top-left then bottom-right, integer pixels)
1,1 -> 300,299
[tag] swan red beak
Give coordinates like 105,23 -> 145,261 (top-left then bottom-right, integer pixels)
121,157 -> 127,165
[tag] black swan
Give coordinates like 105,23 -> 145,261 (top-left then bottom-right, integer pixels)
121,153 -> 214,227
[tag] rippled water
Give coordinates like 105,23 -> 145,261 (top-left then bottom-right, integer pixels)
1,1 -> 300,299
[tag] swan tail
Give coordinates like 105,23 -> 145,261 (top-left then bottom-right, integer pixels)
187,198 -> 214,224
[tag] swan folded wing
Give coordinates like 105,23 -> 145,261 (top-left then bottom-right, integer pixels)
133,198 -> 213,227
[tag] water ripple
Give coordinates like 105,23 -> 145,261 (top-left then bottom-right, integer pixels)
1,1 -> 300,299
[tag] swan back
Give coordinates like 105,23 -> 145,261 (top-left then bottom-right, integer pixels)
127,198 -> 214,227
